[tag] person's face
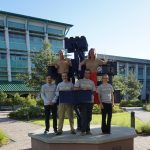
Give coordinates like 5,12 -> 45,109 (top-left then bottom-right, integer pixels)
62,73 -> 68,81
84,71 -> 91,79
59,50 -> 64,58
46,76 -> 52,83
89,49 -> 96,57
102,75 -> 109,83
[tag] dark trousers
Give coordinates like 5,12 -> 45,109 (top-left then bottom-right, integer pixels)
80,103 -> 93,132
101,103 -> 112,133
74,104 -> 81,130
44,104 -> 57,132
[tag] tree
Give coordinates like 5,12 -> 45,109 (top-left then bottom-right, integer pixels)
113,73 -> 142,100
126,73 -> 142,100
17,40 -> 56,91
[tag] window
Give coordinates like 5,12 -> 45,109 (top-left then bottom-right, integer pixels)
9,33 -> 26,43
0,53 -> 6,59
47,28 -> 63,35
0,31 -> 5,41
8,21 -> 25,30
29,25 -> 44,32
119,63 -> 126,76
49,39 -> 63,52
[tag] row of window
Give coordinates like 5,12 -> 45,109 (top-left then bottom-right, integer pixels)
0,31 -> 63,52
0,20 -> 64,35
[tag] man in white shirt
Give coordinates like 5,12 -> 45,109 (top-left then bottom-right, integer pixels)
41,75 -> 57,134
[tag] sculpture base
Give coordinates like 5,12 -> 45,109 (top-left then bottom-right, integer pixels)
29,126 -> 137,150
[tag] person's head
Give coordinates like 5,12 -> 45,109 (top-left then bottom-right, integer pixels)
46,75 -> 52,84
61,72 -> 68,82
88,48 -> 96,59
58,49 -> 65,59
84,69 -> 91,79
102,74 -> 109,83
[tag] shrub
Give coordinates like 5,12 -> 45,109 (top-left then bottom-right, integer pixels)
141,121 -> 150,134
120,99 -> 143,107
9,106 -> 44,120
143,104 -> 150,111
92,104 -> 124,114
0,129 -> 9,146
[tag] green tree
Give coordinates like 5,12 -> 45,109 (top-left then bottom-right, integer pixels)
126,73 -> 141,100
17,40 -> 56,91
113,73 -> 141,100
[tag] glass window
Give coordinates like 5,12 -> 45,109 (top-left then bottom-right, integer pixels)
119,63 -> 126,76
0,31 -> 5,41
8,21 -> 25,29
30,35 -> 44,51
129,64 -> 135,74
138,67 -> 144,79
47,28 -> 63,35
9,33 -> 26,43
49,39 -> 63,53
0,53 -> 6,59
29,25 -> 44,32
0,20 -> 4,26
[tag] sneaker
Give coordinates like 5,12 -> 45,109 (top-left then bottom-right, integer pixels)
44,130 -> 49,134
80,132 -> 86,136
54,130 -> 58,134
71,130 -> 76,134
86,131 -> 92,135
55,131 -> 62,135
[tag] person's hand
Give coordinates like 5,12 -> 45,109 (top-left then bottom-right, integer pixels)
112,102 -> 115,107
100,103 -> 104,109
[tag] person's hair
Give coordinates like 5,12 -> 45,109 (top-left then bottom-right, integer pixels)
61,72 -> 68,76
88,48 -> 96,59
102,74 -> 109,79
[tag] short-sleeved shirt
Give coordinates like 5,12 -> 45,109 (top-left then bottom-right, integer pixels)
97,83 -> 114,104
55,81 -> 73,96
74,78 -> 96,103
83,59 -> 103,72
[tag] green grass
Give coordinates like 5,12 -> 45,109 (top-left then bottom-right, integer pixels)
0,129 -> 9,147
31,112 -> 143,133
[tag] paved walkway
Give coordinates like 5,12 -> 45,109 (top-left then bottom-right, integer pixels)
0,110 -> 150,150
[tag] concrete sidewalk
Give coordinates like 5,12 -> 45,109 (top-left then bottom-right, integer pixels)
0,111 -> 150,150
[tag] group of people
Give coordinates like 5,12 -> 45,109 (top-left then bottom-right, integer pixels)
41,48 -> 114,136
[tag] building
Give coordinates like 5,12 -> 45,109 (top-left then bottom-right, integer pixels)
97,54 -> 150,100
0,11 -> 72,95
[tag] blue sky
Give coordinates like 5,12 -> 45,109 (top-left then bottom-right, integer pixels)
1,0 -> 150,59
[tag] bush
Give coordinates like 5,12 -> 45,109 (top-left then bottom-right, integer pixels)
0,129 -> 9,146
92,104 -> 124,114
143,104 -> 150,111
9,106 -> 44,120
120,99 -> 143,107
140,121 -> 150,134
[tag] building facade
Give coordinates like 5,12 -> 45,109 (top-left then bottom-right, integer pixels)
97,54 -> 150,100
0,11 -> 72,94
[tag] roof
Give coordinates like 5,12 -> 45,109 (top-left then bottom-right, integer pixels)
0,10 -> 73,27
0,81 -> 36,93
98,54 -> 150,65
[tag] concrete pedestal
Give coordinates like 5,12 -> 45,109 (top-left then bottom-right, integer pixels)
28,126 -> 137,150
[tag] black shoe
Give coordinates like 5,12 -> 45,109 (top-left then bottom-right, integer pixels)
71,130 -> 76,134
54,130 -> 57,133
86,131 -> 92,135
80,132 -> 86,136
55,131 -> 62,135
44,130 -> 49,134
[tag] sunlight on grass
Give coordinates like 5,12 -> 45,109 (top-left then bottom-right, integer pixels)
0,129 -> 9,146
31,112 -> 143,132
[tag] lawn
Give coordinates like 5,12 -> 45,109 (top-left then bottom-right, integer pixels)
31,112 -> 143,133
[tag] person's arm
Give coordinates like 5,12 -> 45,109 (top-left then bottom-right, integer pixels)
52,84 -> 59,103
78,60 -> 86,71
98,59 -> 107,65
111,89 -> 115,107
67,58 -> 72,66
41,85 -> 46,102
97,86 -> 104,109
